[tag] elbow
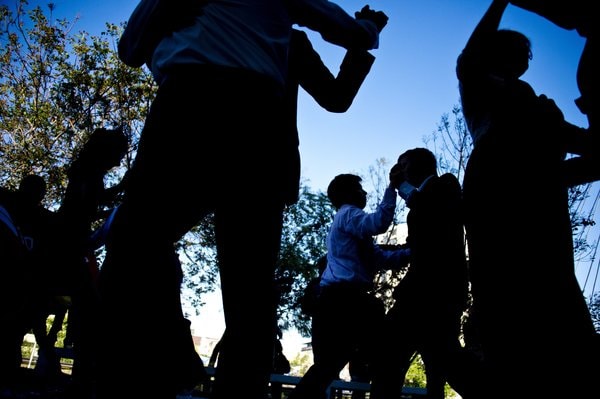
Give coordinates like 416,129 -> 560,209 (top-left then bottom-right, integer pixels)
321,99 -> 354,113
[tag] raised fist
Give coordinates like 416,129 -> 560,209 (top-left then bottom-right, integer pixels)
355,5 -> 388,33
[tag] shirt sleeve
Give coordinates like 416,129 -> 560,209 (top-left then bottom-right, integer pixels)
287,0 -> 380,50
342,186 -> 396,238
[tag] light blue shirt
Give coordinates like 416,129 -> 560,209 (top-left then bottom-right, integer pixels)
151,0 -> 380,86
321,186 -> 410,287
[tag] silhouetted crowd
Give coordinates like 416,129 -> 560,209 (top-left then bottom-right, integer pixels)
0,1 -> 597,399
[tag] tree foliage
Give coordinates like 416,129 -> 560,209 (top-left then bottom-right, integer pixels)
0,0 -> 154,204
590,292 -> 600,333
276,185 -> 334,336
0,1 -> 338,333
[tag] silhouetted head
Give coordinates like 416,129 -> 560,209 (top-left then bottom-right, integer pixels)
396,147 -> 437,187
327,174 -> 367,210
487,29 -> 532,79
18,174 -> 46,206
76,127 -> 128,172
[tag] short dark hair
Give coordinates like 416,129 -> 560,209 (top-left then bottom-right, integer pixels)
495,29 -> 532,61
19,174 -> 46,204
398,147 -> 437,176
327,173 -> 362,209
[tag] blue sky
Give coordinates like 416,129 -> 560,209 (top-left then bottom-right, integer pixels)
13,0 -> 595,346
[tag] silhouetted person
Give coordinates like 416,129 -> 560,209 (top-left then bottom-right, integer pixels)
286,14 -> 383,398
98,2 -> 387,399
287,173 -> 410,399
54,127 -> 128,399
0,174 -> 60,390
507,0 -> 599,186
370,148 -> 478,399
508,0 -> 594,132
14,175 -> 65,380
456,1 -> 597,397
0,191 -> 24,383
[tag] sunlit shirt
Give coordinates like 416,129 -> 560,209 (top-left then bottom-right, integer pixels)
321,186 -> 408,287
151,0 -> 380,86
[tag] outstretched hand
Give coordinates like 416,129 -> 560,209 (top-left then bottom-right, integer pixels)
355,5 -> 388,33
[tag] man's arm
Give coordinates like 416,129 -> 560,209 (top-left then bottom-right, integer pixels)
464,0 -> 508,54
286,0 -> 384,50
457,0 -> 508,78
293,30 -> 375,113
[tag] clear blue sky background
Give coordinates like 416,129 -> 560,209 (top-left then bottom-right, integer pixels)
12,0 -> 595,346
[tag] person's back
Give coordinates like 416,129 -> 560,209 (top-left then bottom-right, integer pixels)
507,0 -> 599,185
58,128 -> 127,238
52,127 -> 128,399
13,175 -> 59,289
0,175 -> 65,386
0,176 -> 52,385
99,3 -> 387,399
371,148 -> 473,399
507,0 -> 594,131
5,175 -> 57,308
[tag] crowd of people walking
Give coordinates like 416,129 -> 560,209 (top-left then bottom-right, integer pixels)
0,0 -> 597,398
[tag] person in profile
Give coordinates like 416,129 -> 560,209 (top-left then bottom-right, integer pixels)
507,0 -> 598,186
370,148 -> 478,399
54,127 -> 128,399
287,173 -> 410,399
456,1 -> 597,397
97,2 -> 388,399
507,0 -> 594,132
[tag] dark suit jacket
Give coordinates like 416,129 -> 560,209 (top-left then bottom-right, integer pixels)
393,173 -> 469,318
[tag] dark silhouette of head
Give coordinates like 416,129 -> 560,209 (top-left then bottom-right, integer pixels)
74,127 -> 128,172
18,174 -> 46,206
487,29 -> 532,79
327,173 -> 367,210
396,147 -> 438,187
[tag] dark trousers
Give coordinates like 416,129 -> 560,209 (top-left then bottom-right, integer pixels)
289,284 -> 385,399
97,65 -> 287,399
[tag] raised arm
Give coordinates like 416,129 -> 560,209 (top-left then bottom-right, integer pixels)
293,30 -> 375,113
456,0 -> 510,86
286,0 -> 385,50
463,0 -> 509,55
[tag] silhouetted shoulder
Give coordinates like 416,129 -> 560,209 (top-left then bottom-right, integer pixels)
439,173 -> 461,189
437,173 -> 463,205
